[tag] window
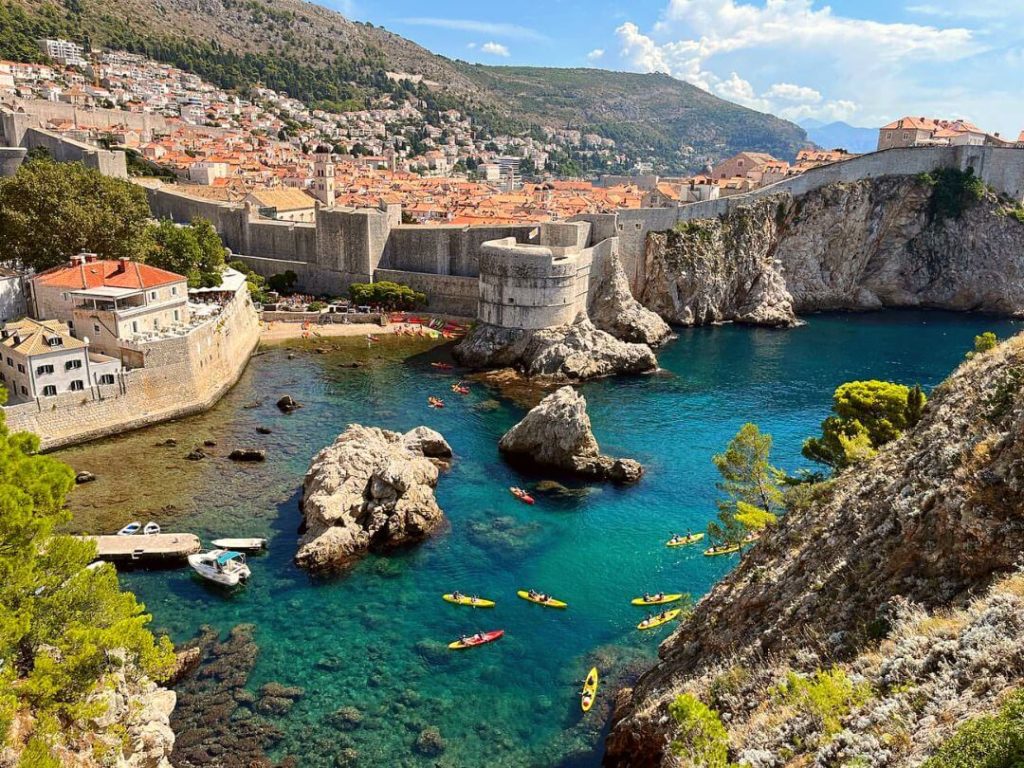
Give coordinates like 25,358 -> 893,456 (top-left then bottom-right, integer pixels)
0,372 -> 5,382
153,319 -> 158,329
150,291 -> 157,300
99,374 -> 115,385
41,385 -> 56,397
173,309 -> 180,322
20,386 -> 27,396
131,321 -> 138,333
172,286 -> 178,296
17,364 -> 24,373
69,380 -> 84,391
94,324 -> 101,333
36,364 -> 54,376
65,359 -> 82,371
5,357 -> 11,366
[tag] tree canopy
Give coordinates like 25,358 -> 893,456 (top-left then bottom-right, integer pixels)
803,381 -> 927,471
0,156 -> 152,271
144,217 -> 226,289
708,423 -> 783,545
0,386 -> 175,759
349,281 -> 426,310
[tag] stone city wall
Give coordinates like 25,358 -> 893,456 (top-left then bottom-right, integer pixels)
3,292 -> 261,450
0,99 -> 171,135
373,269 -> 479,317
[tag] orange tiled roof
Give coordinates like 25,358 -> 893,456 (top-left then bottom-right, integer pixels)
34,259 -> 186,290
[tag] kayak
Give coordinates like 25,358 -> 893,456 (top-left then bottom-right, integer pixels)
517,590 -> 568,609
443,593 -> 496,608
742,531 -> 762,545
428,397 -> 445,408
630,593 -> 684,606
431,362 -> 453,370
510,487 -> 535,505
637,609 -> 682,630
448,630 -> 504,649
581,667 -> 599,712
703,544 -> 741,556
666,533 -> 704,548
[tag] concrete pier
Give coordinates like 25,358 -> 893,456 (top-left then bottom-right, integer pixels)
80,533 -> 201,563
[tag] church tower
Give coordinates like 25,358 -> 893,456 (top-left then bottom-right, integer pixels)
311,146 -> 335,207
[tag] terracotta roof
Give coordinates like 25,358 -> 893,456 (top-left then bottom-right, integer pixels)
245,187 -> 316,211
34,258 -> 186,290
1,318 -> 85,356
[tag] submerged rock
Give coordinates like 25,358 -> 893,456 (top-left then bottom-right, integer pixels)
74,470 -> 96,484
229,448 -> 266,462
454,318 -> 657,381
276,395 -> 301,413
498,386 -> 643,483
295,425 -> 452,573
185,448 -> 206,461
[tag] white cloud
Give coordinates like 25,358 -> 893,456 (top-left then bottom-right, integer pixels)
764,83 -> 821,104
397,17 -> 546,42
481,41 -> 511,58
587,48 -> 605,62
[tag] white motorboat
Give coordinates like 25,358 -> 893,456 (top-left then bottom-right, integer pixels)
211,537 -> 267,552
187,550 -> 251,587
143,521 -> 161,535
117,522 -> 142,536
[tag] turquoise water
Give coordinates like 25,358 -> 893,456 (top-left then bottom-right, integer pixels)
58,312 -> 1021,767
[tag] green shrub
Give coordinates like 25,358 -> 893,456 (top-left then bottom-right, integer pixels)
669,694 -> 734,768
306,301 -> 326,312
966,331 -> 998,360
922,689 -> 1024,768
349,281 -> 426,310
773,669 -> 872,738
920,167 -> 986,222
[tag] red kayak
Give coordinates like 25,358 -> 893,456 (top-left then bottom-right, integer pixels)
510,487 -> 535,505
448,630 -> 504,649
431,362 -> 453,370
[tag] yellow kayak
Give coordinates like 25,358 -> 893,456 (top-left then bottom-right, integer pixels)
581,667 -> 598,712
517,590 -> 568,609
666,533 -> 705,548
443,593 -> 495,608
630,593 -> 683,606
703,544 -> 741,557
637,609 -> 682,630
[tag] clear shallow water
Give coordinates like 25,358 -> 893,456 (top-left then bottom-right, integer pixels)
58,312 -> 1021,767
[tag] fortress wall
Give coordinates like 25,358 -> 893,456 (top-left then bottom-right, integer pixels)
2,100 -> 170,135
14,126 -> 128,178
233,255 -> 344,296
145,185 -> 249,253
0,147 -> 26,175
3,292 -> 260,450
245,219 -> 317,263
374,269 -> 478,317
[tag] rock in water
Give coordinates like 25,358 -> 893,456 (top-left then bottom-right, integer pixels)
75,470 -> 96,484
498,386 -> 643,483
229,448 -> 266,462
296,425 -> 452,573
454,318 -> 657,381
276,395 -> 301,413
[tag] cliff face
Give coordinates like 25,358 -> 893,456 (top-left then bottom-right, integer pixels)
605,332 -> 1024,766
639,177 -> 1024,325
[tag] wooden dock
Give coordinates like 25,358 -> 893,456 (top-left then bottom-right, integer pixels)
79,533 -> 201,563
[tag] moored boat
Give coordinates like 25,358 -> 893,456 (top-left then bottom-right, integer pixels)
448,630 -> 504,649
211,537 -> 267,552
581,667 -> 599,712
116,521 -> 141,536
187,550 -> 251,587
517,590 -> 567,609
143,521 -> 160,535
637,609 -> 682,630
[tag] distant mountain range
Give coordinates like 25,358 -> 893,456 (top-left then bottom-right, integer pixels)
800,119 -> 878,154
1,0 -> 809,173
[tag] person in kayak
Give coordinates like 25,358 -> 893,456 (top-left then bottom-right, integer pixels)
652,592 -> 664,602
643,592 -> 651,601
452,590 -> 464,601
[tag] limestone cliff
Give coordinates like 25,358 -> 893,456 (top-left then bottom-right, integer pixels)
498,386 -> 643,482
605,332 -> 1024,766
453,318 -> 658,381
639,176 -> 1024,326
588,249 -> 674,345
296,425 -> 452,573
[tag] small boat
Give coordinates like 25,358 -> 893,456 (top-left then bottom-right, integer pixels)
430,362 -> 453,370
742,531 -> 762,545
517,590 -> 568,609
443,593 -> 495,608
428,397 -> 445,409
630,593 -> 684,606
143,521 -> 160,535
451,382 -> 470,395
510,487 -> 535,505
116,522 -> 142,536
666,532 -> 704,548
187,550 -> 251,587
637,609 -> 682,630
448,630 -> 504,650
581,667 -> 599,712
703,543 -> 742,557
211,537 -> 268,552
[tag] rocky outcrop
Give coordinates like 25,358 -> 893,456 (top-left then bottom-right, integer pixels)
499,386 -> 643,482
639,176 -> 1024,326
588,248 -> 673,345
296,425 -> 451,573
605,332 -> 1024,766
453,318 -> 658,381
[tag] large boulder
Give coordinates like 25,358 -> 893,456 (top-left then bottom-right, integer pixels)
588,247 -> 673,345
498,386 -> 643,483
296,425 -> 452,573
454,318 -> 657,381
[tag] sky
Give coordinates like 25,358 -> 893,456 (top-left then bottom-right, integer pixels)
323,0 -> 1023,137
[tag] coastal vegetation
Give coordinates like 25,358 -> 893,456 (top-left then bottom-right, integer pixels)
922,688 -> 1024,768
349,280 -> 426,310
669,693 -> 732,767
917,167 -> 987,222
145,217 -> 227,288
0,388 -> 175,761
967,331 -> 998,359
802,380 -> 926,471
707,423 -> 783,545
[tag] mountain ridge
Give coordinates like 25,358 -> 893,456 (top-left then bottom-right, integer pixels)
1,0 -> 808,171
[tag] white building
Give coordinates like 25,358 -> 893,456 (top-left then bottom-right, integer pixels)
39,38 -> 86,67
0,269 -> 26,323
